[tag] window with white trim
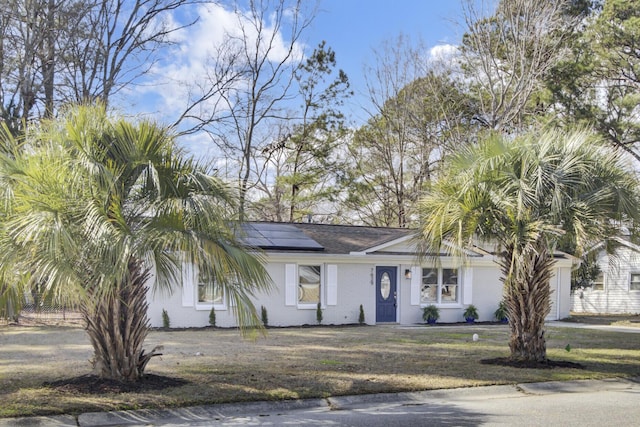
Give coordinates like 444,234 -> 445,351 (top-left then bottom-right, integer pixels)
421,267 -> 459,304
630,273 -> 640,291
592,272 -> 604,291
298,265 -> 321,305
196,267 -> 225,309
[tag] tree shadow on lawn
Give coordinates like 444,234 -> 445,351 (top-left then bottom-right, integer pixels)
481,358 -> 585,369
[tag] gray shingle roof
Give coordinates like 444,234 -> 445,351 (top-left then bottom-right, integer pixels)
243,222 -> 413,254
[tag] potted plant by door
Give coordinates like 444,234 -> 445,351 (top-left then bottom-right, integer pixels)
422,305 -> 439,324
463,304 -> 479,323
494,300 -> 508,323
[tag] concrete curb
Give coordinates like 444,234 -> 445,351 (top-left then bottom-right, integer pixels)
517,376 -> 639,395
1,377 -> 638,426
0,415 -> 77,427
78,398 -> 328,426
327,384 -> 523,410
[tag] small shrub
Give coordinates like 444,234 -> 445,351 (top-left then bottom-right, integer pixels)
209,307 -> 216,327
316,302 -> 323,324
161,309 -> 170,329
261,305 -> 268,327
463,304 -> 479,322
422,305 -> 439,324
358,304 -> 365,325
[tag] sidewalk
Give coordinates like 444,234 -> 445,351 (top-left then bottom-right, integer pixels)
548,320 -> 640,333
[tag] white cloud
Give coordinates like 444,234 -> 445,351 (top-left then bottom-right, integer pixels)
429,44 -> 459,62
128,3 -> 306,135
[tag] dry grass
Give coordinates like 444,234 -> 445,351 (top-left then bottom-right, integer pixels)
1,321 -> 640,418
563,313 -> 640,328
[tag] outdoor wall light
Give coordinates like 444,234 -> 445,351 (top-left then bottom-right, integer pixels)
405,269 -> 412,279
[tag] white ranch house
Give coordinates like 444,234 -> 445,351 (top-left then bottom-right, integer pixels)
147,222 -> 573,328
571,239 -> 640,314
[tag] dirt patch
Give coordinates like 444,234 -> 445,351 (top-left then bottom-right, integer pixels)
481,358 -> 585,370
44,374 -> 189,394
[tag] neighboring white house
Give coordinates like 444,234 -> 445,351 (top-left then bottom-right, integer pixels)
147,222 -> 574,328
571,240 -> 640,314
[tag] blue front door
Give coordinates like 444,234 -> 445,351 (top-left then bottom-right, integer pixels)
376,266 -> 397,322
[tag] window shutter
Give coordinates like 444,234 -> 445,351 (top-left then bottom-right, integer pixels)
285,264 -> 297,306
410,266 -> 421,305
228,290 -> 235,307
462,267 -> 473,304
327,264 -> 338,306
182,263 -> 194,307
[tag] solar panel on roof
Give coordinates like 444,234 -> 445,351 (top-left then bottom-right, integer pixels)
242,236 -> 271,246
240,223 -> 324,251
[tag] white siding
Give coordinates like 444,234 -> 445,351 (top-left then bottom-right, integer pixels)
572,246 -> 640,314
181,263 -> 194,307
462,266 -> 502,322
462,268 -> 473,305
546,269 -> 559,320
410,266 -> 421,305
147,248 -> 573,327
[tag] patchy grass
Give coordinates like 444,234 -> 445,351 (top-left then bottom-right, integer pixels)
320,359 -> 344,366
0,323 -> 639,418
564,313 -> 640,327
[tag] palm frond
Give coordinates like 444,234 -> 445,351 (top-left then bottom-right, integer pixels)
0,105 -> 272,333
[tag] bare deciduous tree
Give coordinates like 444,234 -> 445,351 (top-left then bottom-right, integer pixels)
174,0 -> 317,220
461,0 -> 577,132
0,0 -> 194,128
357,35 -> 430,227
0,0 -> 57,125
60,0 -> 195,107
254,41 -> 351,223
343,35 -> 470,227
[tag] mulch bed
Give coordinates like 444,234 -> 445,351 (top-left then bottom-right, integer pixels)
481,358 -> 585,369
44,374 -> 189,394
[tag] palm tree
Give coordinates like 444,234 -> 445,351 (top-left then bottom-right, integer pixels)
0,124 -> 29,322
0,105 -> 271,381
416,129 -> 640,362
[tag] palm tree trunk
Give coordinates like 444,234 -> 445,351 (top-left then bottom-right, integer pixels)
501,244 -> 554,363
82,258 -> 161,381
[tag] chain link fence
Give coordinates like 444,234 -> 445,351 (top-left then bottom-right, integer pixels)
0,291 -> 83,326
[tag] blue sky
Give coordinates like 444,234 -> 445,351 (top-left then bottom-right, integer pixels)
307,0 -> 466,122
127,1 -> 470,155
310,0 -> 464,74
